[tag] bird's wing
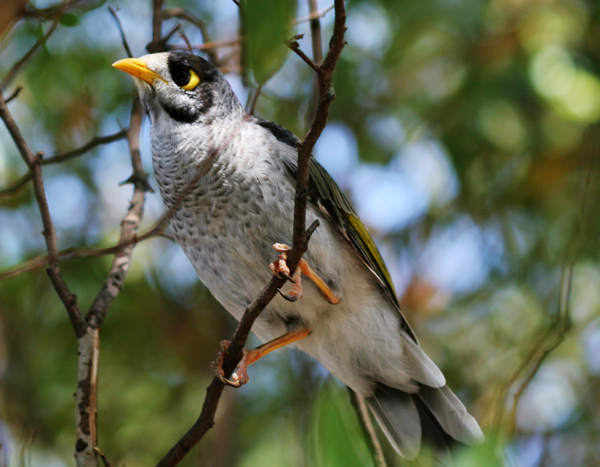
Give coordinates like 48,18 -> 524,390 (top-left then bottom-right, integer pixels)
256,118 -> 418,343
301,159 -> 417,343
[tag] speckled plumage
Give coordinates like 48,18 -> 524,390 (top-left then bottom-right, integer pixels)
115,52 -> 483,461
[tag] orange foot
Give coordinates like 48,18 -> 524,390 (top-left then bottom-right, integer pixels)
211,340 -> 249,388
211,328 -> 312,388
269,243 -> 341,304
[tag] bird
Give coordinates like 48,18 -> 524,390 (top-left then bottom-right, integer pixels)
113,51 -> 484,461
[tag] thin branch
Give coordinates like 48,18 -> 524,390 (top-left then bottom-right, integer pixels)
294,4 -> 334,24
108,6 -> 133,58
489,262 -> 573,445
0,130 -> 128,198
0,173 -> 30,198
94,447 -> 112,467
305,0 -> 323,129
291,0 -> 346,258
123,93 -> 146,182
5,86 -> 23,103
166,39 -> 240,53
152,0 -> 164,47
46,130 -> 128,166
146,0 -> 165,53
156,1 -> 346,465
506,262 -> 574,436
162,24 -> 182,44
85,95 -> 147,329
178,29 -> 193,53
488,128 -> 595,444
163,8 -> 217,63
307,0 -> 323,65
0,89 -> 85,336
246,83 -> 262,115
287,35 -> 321,73
163,8 -> 208,35
0,220 -> 166,282
23,0 -> 105,20
352,392 -> 388,467
196,39 -> 240,50
1,21 -> 58,89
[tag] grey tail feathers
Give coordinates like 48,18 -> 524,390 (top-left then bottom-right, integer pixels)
366,384 -> 484,463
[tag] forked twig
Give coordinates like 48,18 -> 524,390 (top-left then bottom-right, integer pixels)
489,262 -> 573,445
0,90 -> 85,336
163,8 -> 216,63
287,34 -> 321,73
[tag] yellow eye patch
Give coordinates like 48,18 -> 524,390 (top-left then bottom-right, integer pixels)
182,69 -> 200,91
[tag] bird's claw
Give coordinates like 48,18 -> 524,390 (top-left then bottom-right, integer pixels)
210,340 -> 251,388
270,265 -> 295,283
270,242 -> 342,305
277,288 -> 299,302
216,372 -> 243,388
270,243 -> 304,300
270,244 -> 294,281
272,243 -> 292,253
279,271 -> 296,283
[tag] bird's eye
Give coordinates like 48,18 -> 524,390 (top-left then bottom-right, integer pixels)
171,67 -> 189,86
171,65 -> 200,91
182,70 -> 200,91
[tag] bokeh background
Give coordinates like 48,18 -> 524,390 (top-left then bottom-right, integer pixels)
1,0 -> 599,465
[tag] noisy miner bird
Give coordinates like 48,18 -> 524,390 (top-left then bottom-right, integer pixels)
113,52 -> 483,460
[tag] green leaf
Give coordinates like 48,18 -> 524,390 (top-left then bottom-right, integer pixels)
59,13 -> 81,27
309,382 -> 376,467
242,0 -> 296,85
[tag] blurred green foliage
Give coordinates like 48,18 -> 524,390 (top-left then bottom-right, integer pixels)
0,0 -> 599,466
242,0 -> 296,84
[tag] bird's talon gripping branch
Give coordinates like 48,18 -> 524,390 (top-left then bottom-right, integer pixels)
210,340 -> 249,388
270,243 -> 341,305
277,288 -> 299,302
211,329 -> 311,388
216,372 -> 242,388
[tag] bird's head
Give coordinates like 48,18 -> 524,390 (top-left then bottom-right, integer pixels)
113,52 -> 242,124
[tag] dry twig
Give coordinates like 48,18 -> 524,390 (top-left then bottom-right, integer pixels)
0,218 -> 168,282
294,4 -> 334,24
0,90 -> 85,335
108,6 -> 133,58
0,130 -> 127,198
287,34 -> 321,73
1,21 -> 58,89
352,392 -> 388,467
5,86 -> 23,103
489,263 -> 573,446
163,8 -> 216,63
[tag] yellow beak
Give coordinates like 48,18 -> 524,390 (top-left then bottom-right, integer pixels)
112,58 -> 165,85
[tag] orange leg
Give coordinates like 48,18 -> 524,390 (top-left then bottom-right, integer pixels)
212,328 -> 311,387
269,243 -> 341,304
